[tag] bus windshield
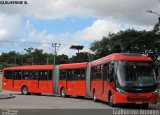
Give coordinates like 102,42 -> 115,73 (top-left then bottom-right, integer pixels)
117,61 -> 156,87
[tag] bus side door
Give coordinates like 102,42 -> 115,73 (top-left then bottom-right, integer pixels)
74,69 -> 86,96
28,70 -> 39,93
38,70 -> 48,93
66,70 -> 74,95
13,70 -> 22,91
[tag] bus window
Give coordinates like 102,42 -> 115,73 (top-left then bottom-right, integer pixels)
91,68 -> 94,81
81,69 -> 86,80
60,70 -> 67,80
103,64 -> 109,81
93,65 -> 102,80
67,70 -> 73,80
74,69 -> 86,80
74,69 -> 81,80
4,70 -> 13,79
29,71 -> 38,80
22,70 -> 29,80
48,70 -> 53,80
108,63 -> 114,82
14,71 -> 22,80
39,70 -> 48,80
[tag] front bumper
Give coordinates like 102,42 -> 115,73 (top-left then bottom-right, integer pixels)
113,91 -> 158,104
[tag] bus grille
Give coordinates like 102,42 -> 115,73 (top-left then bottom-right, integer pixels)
127,96 -> 151,102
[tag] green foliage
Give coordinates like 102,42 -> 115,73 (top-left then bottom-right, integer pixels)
1,24 -> 160,68
0,48 -> 69,69
70,52 -> 94,62
56,54 -> 69,64
90,28 -> 160,59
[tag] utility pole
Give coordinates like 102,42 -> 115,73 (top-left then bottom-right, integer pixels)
52,43 -> 61,65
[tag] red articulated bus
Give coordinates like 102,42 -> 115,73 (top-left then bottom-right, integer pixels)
88,53 -> 158,108
2,53 -> 158,108
58,62 -> 88,97
2,65 -> 54,95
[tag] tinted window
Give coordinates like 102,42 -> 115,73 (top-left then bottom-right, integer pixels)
81,69 -> 86,80
91,68 -> 94,81
22,70 -> 29,80
39,70 -> 48,80
14,71 -> 22,80
4,70 -> 13,79
67,70 -> 74,80
108,63 -> 114,82
103,64 -> 109,81
74,69 -> 86,80
29,71 -> 38,80
49,70 -> 53,80
60,70 -> 67,80
92,65 -> 102,80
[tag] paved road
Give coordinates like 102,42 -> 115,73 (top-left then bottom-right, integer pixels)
0,91 -> 111,109
0,91 -> 160,110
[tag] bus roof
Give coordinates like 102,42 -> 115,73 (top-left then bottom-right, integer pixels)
91,53 -> 152,66
4,65 -> 54,71
59,62 -> 88,69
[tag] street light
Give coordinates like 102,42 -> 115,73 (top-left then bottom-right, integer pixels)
146,9 -> 160,23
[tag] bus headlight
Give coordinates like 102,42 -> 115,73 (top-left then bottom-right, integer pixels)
116,87 -> 125,94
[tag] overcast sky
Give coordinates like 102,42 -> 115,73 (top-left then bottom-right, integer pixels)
0,0 -> 160,56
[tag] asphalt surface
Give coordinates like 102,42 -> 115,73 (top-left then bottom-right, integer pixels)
0,91 -> 160,110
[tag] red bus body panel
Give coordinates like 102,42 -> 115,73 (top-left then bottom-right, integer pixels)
91,53 -> 152,66
58,62 -> 87,96
3,65 -> 53,94
90,53 -> 157,104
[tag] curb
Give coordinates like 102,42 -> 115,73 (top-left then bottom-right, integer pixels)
0,94 -> 15,99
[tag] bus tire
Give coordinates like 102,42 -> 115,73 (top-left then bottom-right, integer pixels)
21,86 -> 29,95
93,91 -> 97,102
60,88 -> 66,97
108,93 -> 115,107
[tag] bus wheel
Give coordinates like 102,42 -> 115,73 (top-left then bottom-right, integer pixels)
108,93 -> 114,107
21,86 -> 28,95
93,91 -> 97,102
60,88 -> 66,97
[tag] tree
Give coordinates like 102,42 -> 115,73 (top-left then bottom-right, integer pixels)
56,54 -> 69,64
90,29 -> 160,59
70,52 -> 95,63
70,45 -> 84,54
